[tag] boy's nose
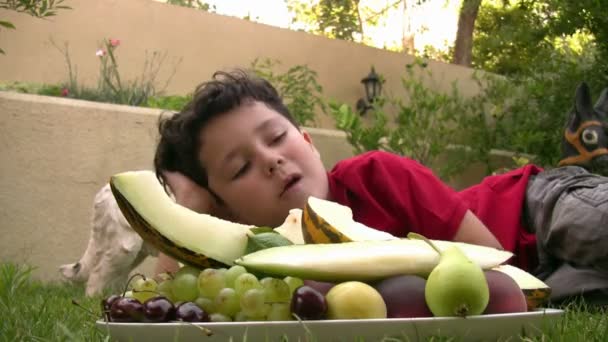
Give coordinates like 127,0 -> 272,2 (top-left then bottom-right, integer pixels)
267,157 -> 284,175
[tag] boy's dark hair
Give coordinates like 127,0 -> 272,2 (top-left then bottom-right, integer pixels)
153,70 -> 298,190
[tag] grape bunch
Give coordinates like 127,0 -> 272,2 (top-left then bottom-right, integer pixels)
102,265 -> 329,323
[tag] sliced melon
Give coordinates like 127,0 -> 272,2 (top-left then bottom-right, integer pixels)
235,239 -> 513,282
110,171 -> 252,268
273,209 -> 304,244
492,264 -> 551,310
302,196 -> 397,243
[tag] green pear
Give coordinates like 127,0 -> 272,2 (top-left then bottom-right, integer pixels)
408,233 -> 489,317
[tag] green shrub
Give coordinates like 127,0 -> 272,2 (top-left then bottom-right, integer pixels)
51,38 -> 180,107
251,58 -> 326,127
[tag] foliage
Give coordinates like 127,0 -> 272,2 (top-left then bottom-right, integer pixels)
146,94 -> 192,111
329,56 -> 607,178
0,0 -> 71,54
287,0 -> 362,41
330,60 -> 470,178
473,0 -> 607,77
464,0 -> 607,170
50,38 -> 181,107
251,58 -> 326,127
0,80 -> 64,96
164,0 -> 215,12
0,263 -> 106,341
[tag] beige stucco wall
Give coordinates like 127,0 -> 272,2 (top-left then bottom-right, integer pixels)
0,0 -> 512,284
0,91 -> 517,283
0,0 -> 481,129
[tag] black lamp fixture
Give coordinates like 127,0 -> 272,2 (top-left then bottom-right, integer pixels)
356,67 -> 383,115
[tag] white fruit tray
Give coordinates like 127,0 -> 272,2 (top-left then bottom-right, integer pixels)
95,308 -> 563,341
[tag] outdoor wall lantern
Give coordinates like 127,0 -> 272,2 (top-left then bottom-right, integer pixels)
356,67 -> 383,115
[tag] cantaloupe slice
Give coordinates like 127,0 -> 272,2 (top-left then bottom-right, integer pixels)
236,239 -> 513,282
301,197 -> 397,243
110,171 -> 253,268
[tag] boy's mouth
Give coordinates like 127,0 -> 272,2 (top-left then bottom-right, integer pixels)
280,174 -> 302,197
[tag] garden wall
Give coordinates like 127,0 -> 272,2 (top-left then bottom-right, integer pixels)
0,0 -> 482,129
0,91 -> 515,283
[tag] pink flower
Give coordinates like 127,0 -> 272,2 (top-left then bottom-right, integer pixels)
95,49 -> 106,57
109,39 -> 120,47
61,88 -> 69,97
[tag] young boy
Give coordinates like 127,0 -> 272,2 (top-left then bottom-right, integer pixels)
152,70 -> 607,302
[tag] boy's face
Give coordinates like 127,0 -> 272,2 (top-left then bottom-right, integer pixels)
199,101 -> 330,227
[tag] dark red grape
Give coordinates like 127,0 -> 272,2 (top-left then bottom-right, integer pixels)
175,302 -> 209,322
101,294 -> 121,321
290,285 -> 327,320
143,296 -> 176,323
110,297 -> 144,322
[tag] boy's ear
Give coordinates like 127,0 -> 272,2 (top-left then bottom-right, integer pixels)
301,130 -> 321,156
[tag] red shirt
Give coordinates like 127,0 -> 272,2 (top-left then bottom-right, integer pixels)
327,151 -> 542,271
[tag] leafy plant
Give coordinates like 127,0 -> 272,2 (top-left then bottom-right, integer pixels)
251,58 -> 327,127
330,60 -> 471,179
0,0 -> 71,54
146,94 -> 192,111
51,38 -> 181,107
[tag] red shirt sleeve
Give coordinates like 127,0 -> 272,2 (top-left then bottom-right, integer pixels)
327,151 -> 468,240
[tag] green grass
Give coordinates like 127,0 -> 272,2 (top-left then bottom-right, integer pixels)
1,262 -> 606,342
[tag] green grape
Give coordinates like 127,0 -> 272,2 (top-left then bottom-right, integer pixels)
284,276 -> 304,294
197,268 -> 226,298
157,279 -> 175,301
260,277 -> 291,303
234,273 -> 262,297
132,277 -> 158,303
214,287 -> 240,317
224,265 -> 247,288
234,311 -> 248,322
172,267 -> 200,302
267,303 -> 293,321
124,290 -> 134,298
209,313 -> 232,322
240,288 -> 270,318
194,296 -> 216,314
216,268 -> 228,274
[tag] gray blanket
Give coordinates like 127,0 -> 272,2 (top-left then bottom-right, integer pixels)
525,166 -> 608,303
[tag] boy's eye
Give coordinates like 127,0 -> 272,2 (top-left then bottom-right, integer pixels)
232,162 -> 250,180
271,132 -> 286,145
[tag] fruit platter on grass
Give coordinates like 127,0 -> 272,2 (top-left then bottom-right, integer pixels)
96,171 -> 563,341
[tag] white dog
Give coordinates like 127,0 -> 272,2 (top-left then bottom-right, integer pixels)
59,183 -> 158,296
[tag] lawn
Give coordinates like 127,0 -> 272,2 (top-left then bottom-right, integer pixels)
1,262 -> 606,342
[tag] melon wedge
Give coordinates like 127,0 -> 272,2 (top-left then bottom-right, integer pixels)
235,239 -> 513,282
110,170 -> 252,268
302,196 -> 397,243
492,264 -> 551,310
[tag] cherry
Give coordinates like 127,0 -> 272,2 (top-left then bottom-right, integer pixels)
175,302 -> 209,322
110,297 -> 144,322
101,294 -> 122,321
143,296 -> 176,323
290,285 -> 327,320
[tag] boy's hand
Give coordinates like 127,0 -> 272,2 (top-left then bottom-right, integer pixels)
161,170 -> 233,220
155,171 -> 236,277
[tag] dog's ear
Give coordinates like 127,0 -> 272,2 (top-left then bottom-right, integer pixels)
566,82 -> 594,132
594,87 -> 608,118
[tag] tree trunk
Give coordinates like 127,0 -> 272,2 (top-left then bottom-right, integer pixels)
452,0 -> 482,66
402,0 -> 415,54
